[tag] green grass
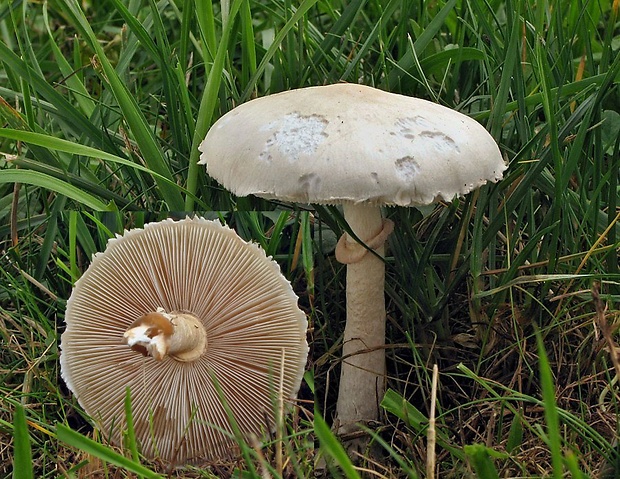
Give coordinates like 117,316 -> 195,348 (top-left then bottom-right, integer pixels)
1,0 -> 619,477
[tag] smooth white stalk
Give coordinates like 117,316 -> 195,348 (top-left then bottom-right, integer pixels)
335,203 -> 390,435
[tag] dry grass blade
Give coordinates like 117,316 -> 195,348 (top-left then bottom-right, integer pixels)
426,364 -> 438,479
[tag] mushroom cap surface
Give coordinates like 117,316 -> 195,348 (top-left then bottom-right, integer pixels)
199,83 -> 506,206
60,217 -> 308,464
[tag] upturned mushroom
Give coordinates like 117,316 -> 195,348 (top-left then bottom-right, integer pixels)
60,217 -> 309,464
198,83 -> 506,439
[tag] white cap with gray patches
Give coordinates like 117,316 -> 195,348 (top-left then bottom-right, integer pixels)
198,83 -> 506,206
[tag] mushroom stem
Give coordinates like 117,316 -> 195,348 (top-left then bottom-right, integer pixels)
123,309 -> 207,362
334,203 -> 390,435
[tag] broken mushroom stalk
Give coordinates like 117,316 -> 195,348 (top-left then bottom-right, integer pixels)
123,308 -> 207,362
198,83 -> 506,446
60,217 -> 309,465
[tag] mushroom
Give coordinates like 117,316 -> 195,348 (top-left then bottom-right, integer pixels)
198,83 -> 506,439
60,217 -> 309,464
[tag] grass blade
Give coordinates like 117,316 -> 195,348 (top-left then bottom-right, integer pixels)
535,329 -> 564,478
185,0 -> 245,208
12,405 -> 34,479
124,388 -> 142,476
0,128 -> 201,206
57,0 -> 184,210
56,424 -> 163,479
0,170 -> 112,210
0,41 -> 116,150
384,0 -> 457,90
314,412 -> 361,479
463,444 -> 502,479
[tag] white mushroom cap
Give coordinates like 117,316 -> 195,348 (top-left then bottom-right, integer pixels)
60,217 -> 308,464
198,83 -> 506,206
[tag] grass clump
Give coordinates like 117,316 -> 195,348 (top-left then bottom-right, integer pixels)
1,0 -> 619,477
